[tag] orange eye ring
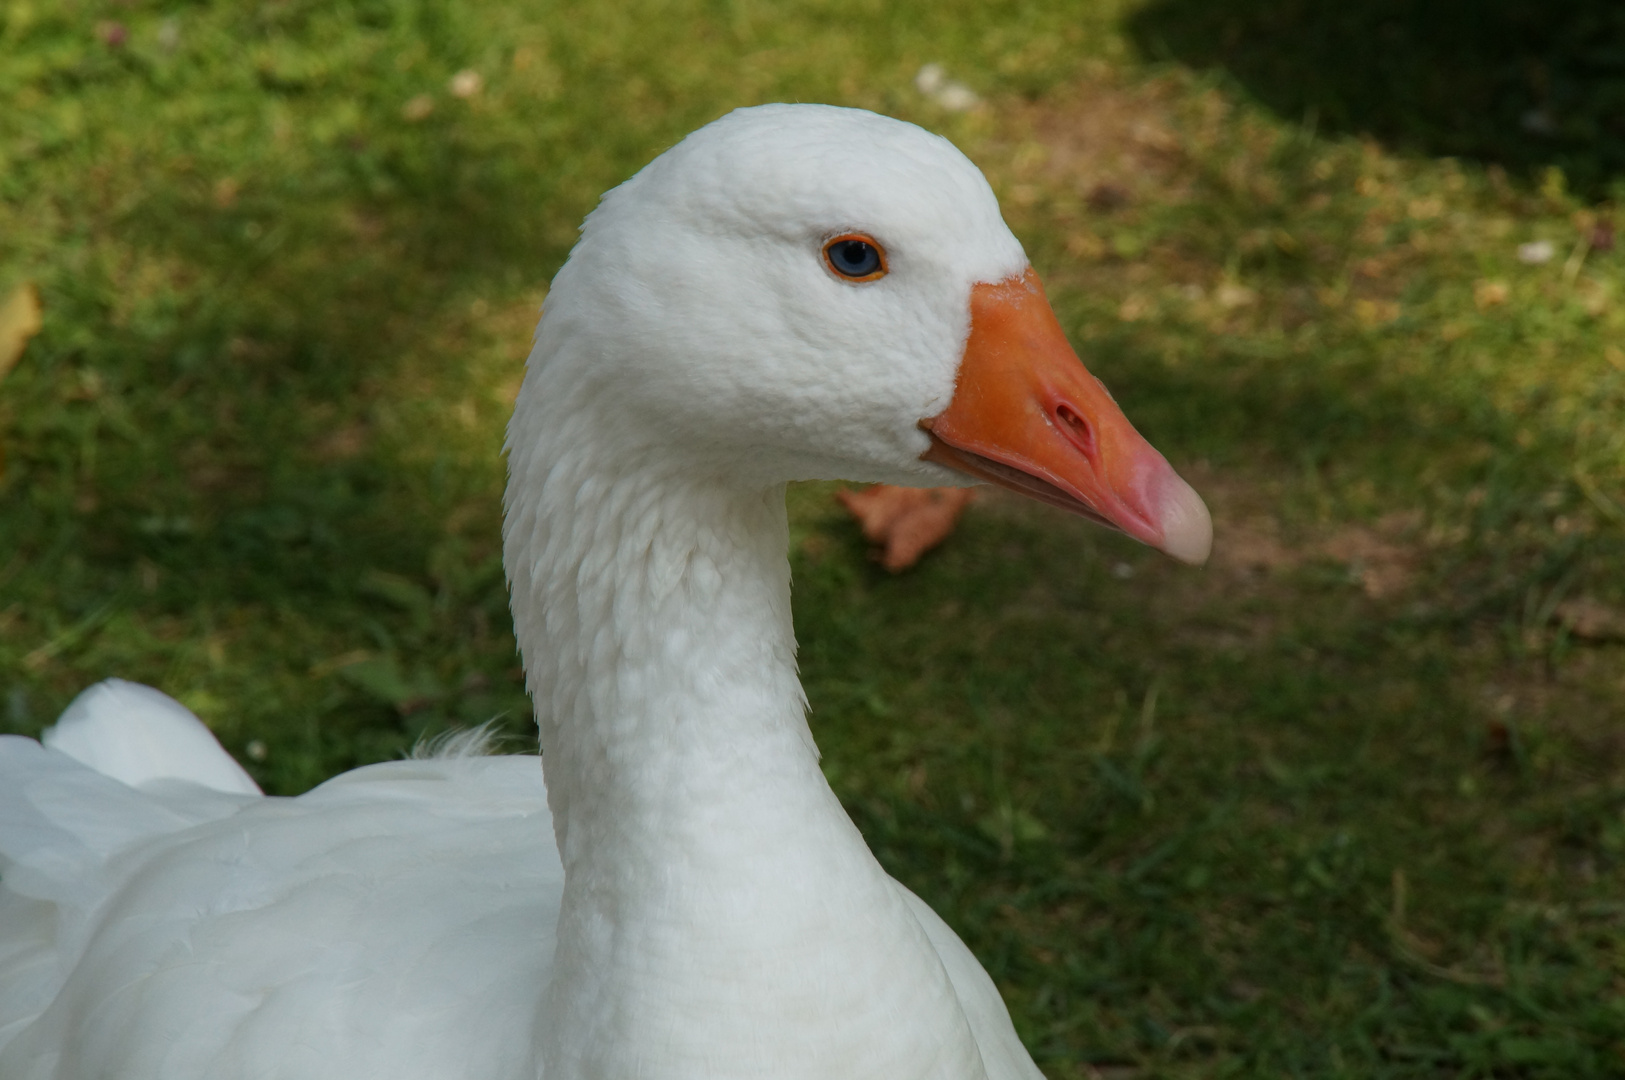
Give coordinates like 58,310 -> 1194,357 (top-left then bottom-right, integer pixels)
822,233 -> 888,283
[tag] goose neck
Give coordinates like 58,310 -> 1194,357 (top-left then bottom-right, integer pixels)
508,462 -> 812,853
503,454 -> 988,1079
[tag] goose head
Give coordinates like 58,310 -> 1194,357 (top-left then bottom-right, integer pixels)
524,103 -> 1211,564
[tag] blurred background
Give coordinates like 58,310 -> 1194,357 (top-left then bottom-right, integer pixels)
2,0 -> 1623,1074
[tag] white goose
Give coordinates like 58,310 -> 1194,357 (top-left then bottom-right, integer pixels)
0,104 -> 1210,1080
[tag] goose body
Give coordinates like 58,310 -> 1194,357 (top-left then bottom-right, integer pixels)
0,104 -> 1209,1079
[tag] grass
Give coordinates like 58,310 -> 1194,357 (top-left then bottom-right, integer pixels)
3,0 -> 1624,1075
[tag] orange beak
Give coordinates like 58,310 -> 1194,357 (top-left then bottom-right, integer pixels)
921,269 -> 1212,565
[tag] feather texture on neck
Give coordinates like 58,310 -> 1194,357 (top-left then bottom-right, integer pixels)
503,324 -> 990,1080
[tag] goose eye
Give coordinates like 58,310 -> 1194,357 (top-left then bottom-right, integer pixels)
823,235 -> 887,282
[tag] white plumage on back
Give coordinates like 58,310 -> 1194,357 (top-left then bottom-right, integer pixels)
0,746 -> 557,1079
42,679 -> 262,796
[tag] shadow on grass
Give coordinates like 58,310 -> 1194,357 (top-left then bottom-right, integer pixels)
17,138 -> 547,585
1126,0 -> 1625,198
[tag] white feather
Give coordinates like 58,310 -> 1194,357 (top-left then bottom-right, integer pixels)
41,679 -> 262,797
408,720 -> 511,760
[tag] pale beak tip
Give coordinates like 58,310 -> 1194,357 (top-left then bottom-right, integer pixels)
1155,475 -> 1213,567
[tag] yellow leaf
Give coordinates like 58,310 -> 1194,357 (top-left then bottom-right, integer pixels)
0,282 -> 43,386
1473,279 -> 1509,309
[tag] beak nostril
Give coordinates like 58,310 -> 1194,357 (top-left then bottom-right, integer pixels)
1054,403 -> 1097,461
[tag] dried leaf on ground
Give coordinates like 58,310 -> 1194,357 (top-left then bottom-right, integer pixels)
836,485 -> 975,572
0,281 -> 42,481
0,282 -> 42,385
1553,597 -> 1625,642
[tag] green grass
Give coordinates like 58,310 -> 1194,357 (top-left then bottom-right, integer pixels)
3,1 -> 1624,1076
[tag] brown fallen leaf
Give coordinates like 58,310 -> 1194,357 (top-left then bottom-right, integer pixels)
835,485 -> 975,572
1553,596 -> 1625,642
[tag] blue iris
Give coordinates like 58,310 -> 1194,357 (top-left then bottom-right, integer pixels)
827,239 -> 882,278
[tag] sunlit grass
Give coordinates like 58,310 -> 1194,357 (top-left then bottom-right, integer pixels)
3,1 -> 1623,1075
